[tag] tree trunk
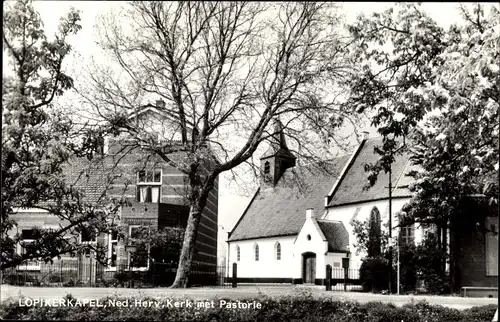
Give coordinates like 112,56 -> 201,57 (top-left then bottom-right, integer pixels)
170,187 -> 208,288
170,202 -> 204,288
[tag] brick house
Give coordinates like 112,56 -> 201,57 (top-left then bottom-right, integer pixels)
8,105 -> 219,284
227,128 -> 498,295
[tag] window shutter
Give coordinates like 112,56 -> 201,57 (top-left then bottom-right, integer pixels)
136,186 -> 141,202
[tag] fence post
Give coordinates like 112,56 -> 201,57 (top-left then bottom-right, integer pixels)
89,256 -> 92,286
342,257 -> 350,292
232,263 -> 237,288
325,265 -> 332,291
343,268 -> 348,292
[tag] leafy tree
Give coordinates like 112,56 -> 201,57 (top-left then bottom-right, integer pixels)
352,218 -> 388,257
81,2 -> 356,287
127,226 -> 184,265
1,0 -> 119,270
344,3 -> 499,290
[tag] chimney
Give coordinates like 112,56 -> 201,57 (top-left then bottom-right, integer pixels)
156,99 -> 166,109
306,208 -> 315,219
362,131 -> 369,141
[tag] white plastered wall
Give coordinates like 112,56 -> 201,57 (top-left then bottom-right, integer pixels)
227,236 -> 295,278
322,197 -> 425,269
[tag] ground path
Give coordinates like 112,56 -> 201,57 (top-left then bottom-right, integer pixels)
0,284 -> 497,310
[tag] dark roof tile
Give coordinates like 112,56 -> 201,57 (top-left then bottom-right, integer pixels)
327,137 -> 412,207
316,219 -> 349,252
228,156 -> 350,241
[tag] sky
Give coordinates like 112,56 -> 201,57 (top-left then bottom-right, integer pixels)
11,1 -> 498,259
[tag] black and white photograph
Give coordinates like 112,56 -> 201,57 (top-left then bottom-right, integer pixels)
1,1 -> 499,321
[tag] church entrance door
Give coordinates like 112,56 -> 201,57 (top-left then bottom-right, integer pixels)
302,252 -> 316,284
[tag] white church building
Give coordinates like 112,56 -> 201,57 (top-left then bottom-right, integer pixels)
227,123 -> 424,284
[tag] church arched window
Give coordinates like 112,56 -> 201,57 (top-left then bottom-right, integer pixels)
254,244 -> 259,261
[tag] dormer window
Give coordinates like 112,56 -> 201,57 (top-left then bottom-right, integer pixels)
136,169 -> 162,203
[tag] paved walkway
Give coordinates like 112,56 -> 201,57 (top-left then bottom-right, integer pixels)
0,284 -> 497,310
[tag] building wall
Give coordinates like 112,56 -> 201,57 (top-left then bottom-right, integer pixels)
452,199 -> 498,291
293,213 -> 328,281
106,139 -> 219,267
227,213 -> 347,283
323,197 -> 424,268
10,140 -> 219,269
228,236 -> 295,281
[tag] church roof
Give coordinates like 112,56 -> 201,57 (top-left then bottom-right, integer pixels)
327,137 -> 412,207
316,219 -> 349,252
228,136 -> 416,242
228,155 -> 350,241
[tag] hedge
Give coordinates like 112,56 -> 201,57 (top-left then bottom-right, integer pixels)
0,293 -> 496,321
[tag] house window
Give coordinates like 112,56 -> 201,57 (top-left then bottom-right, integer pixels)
399,223 -> 415,245
128,225 -> 149,270
108,230 -> 119,269
236,245 -> 240,261
485,217 -> 498,276
333,262 -> 341,268
136,168 -> 162,203
264,161 -> 270,174
276,242 -> 281,260
254,244 -> 259,261
17,229 -> 40,271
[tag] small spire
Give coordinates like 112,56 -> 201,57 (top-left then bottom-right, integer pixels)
260,118 -> 295,160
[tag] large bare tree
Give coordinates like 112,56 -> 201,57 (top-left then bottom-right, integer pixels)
80,1 -> 357,287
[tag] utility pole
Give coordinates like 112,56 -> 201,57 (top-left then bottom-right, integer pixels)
388,166 -> 393,295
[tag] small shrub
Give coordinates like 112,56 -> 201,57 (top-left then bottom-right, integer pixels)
463,304 -> 497,322
359,256 -> 394,292
47,273 -> 63,284
0,295 -> 496,321
399,244 -> 418,293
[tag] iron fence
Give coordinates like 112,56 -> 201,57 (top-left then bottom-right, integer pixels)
0,260 -> 231,288
327,267 -> 363,291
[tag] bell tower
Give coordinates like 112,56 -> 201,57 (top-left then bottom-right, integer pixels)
260,119 -> 296,187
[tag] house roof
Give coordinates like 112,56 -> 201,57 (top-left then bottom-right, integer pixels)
26,156 -> 110,210
62,157 -> 111,204
327,137 -> 412,207
316,219 -> 349,252
228,155 -> 351,241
